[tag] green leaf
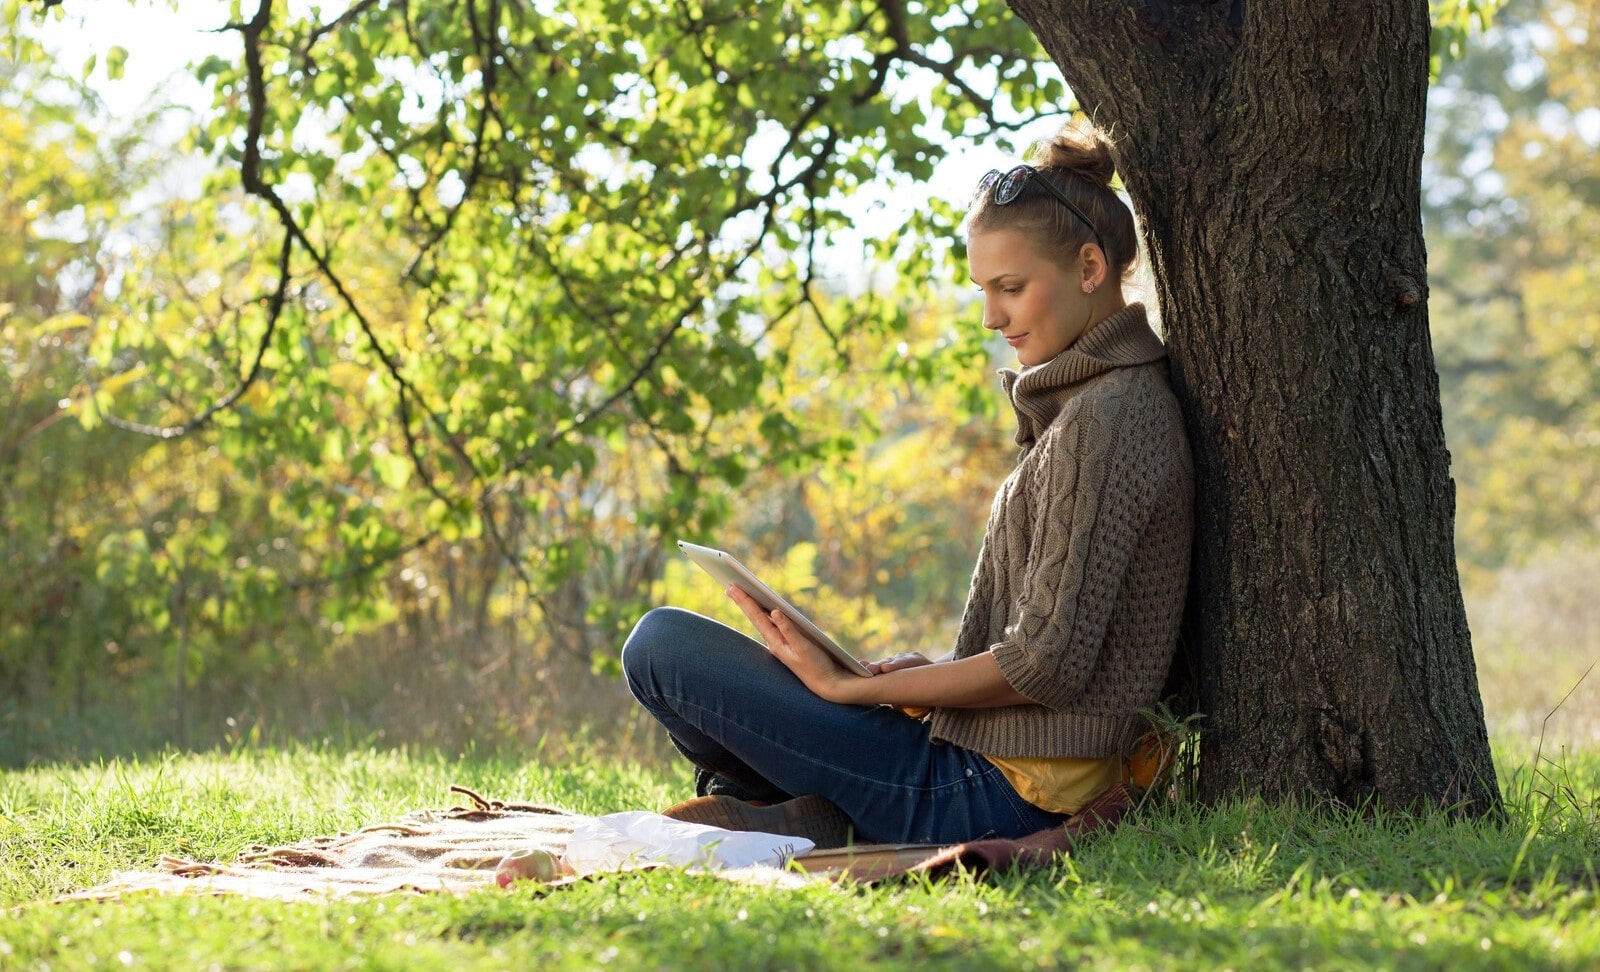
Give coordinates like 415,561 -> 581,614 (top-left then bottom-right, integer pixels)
371,451 -> 413,490
106,45 -> 128,81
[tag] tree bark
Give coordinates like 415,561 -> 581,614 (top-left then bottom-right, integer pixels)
1006,0 -> 1500,813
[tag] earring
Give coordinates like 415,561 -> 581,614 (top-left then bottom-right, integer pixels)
1084,284 -> 1095,294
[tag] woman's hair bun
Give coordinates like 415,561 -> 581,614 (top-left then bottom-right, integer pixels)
1032,121 -> 1116,189
968,117 -> 1138,282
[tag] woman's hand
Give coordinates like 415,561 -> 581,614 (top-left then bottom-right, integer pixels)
867,652 -> 934,675
726,586 -> 866,705
727,586 -> 1033,710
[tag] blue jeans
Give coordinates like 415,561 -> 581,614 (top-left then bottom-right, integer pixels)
621,607 -> 1065,845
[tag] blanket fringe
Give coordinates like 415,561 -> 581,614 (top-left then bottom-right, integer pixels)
444,784 -> 570,820
449,784 -> 494,811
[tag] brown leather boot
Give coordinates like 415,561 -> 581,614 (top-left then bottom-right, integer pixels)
661,793 -> 854,849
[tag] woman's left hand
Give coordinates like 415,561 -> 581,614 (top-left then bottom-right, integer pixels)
726,586 -> 866,705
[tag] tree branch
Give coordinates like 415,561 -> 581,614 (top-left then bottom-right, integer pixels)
402,0 -> 501,279
230,0 -> 484,493
94,225 -> 294,439
283,529 -> 439,591
301,0 -> 382,53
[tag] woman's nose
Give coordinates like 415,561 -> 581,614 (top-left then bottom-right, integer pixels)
982,300 -> 1004,330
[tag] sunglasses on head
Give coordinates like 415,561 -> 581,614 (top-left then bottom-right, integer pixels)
976,165 -> 1106,257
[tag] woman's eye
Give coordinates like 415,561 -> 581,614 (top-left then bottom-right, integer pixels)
1002,286 -> 1022,295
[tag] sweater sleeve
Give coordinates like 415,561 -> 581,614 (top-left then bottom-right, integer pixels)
988,388 -> 1161,710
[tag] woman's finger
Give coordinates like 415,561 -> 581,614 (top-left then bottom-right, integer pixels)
727,587 -> 785,648
749,612 -> 783,647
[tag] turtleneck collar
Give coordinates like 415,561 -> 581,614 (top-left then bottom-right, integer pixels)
999,302 -> 1168,448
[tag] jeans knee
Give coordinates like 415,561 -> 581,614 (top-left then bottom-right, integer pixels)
621,606 -> 694,692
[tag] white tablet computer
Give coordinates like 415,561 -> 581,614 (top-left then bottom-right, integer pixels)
677,540 -> 872,678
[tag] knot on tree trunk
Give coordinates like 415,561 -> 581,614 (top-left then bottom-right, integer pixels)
1387,268 -> 1426,310
1316,709 -> 1373,806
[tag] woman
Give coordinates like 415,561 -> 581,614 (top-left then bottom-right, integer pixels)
622,122 -> 1194,848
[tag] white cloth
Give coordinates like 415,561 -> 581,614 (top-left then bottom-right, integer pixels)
561,811 -> 813,873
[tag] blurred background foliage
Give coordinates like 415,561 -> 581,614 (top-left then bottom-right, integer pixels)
1425,0 -> 1600,741
1,0 -> 1595,764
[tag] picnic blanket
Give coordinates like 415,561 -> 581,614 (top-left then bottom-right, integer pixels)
56,783 -> 1138,903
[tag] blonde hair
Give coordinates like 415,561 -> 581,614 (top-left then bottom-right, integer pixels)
968,120 -> 1139,282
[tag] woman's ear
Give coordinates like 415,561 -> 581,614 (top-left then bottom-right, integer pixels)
1079,243 -> 1106,295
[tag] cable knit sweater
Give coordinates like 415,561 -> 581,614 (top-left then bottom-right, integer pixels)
928,302 -> 1194,759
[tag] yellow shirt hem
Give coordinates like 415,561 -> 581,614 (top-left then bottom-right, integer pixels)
984,753 -> 1124,816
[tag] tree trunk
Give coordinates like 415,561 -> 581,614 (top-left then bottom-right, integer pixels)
1006,0 -> 1500,813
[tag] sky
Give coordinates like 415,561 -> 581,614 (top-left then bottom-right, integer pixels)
40,1 -> 231,115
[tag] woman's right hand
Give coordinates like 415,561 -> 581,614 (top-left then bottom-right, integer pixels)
866,652 -> 935,675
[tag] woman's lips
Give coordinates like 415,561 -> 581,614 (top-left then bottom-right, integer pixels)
1005,333 -> 1028,346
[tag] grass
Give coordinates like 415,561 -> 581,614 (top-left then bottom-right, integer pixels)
1,743 -> 1598,971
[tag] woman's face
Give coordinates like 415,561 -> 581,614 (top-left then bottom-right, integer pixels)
968,228 -> 1091,367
